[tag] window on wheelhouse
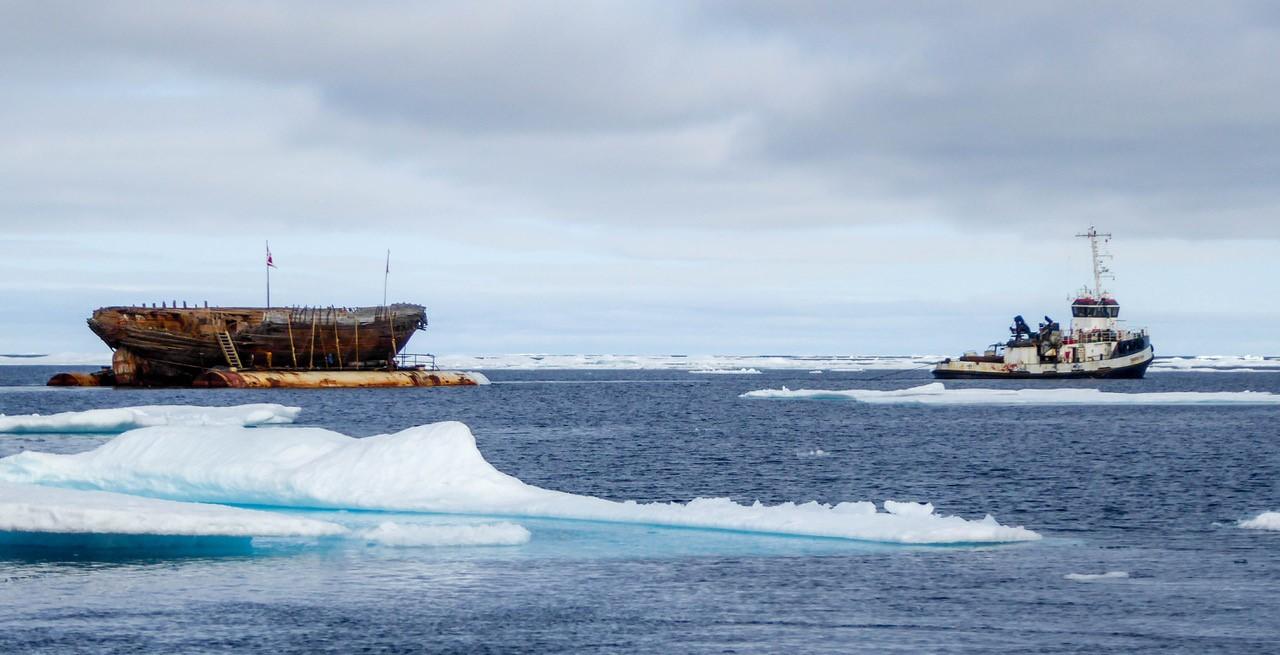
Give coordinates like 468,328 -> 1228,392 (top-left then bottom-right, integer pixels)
1072,300 -> 1120,318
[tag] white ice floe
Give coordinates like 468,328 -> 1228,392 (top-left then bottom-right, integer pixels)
0,404 -> 301,433
809,370 -> 824,374
689,368 -> 762,375
797,448 -> 829,458
360,521 -> 531,547
1239,511 -> 1280,531
1064,571 -> 1130,582
741,383 -> 1280,406
1151,355 -> 1280,373
431,354 -> 944,372
0,422 -> 1039,545
0,481 -> 343,538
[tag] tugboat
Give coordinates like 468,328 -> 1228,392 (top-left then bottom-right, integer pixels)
933,227 -> 1153,379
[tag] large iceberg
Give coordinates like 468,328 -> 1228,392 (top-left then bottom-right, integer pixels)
741,383 -> 1280,406
0,481 -> 343,538
0,422 -> 1038,545
0,404 -> 301,433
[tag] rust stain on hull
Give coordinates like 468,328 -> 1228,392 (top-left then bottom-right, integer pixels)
47,302 -> 483,389
191,369 -> 483,388
83,303 -> 426,386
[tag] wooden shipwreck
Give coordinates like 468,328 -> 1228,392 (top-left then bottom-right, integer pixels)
50,303 -> 486,388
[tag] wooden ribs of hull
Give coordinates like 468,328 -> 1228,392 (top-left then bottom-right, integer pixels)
88,304 -> 427,385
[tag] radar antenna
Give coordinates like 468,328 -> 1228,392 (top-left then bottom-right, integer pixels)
1076,226 -> 1113,296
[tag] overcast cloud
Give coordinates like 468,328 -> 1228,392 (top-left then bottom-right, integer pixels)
1,1 -> 1277,356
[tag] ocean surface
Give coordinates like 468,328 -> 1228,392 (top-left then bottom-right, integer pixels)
1,364 -> 1278,653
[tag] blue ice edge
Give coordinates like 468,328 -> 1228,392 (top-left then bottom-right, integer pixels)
250,505 -> 1045,557
0,532 -> 254,558
0,506 -> 1042,561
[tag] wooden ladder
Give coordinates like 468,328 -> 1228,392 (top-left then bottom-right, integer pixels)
216,331 -> 243,368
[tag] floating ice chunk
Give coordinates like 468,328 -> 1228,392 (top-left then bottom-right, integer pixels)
360,521 -> 530,547
0,422 -> 1039,545
463,371 -> 492,385
689,368 -> 762,375
0,481 -> 343,538
1064,571 -> 1130,581
797,448 -> 828,458
0,404 -> 301,433
809,370 -> 824,374
741,383 -> 1280,405
1239,511 -> 1280,531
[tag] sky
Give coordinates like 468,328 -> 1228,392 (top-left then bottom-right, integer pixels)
1,1 -> 1278,357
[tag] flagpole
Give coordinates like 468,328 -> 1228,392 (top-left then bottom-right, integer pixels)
382,249 -> 390,307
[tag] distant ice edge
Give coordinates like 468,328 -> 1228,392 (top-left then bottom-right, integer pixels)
0,422 -> 1039,545
741,383 -> 1280,405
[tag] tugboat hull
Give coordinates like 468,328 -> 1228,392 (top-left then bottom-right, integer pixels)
932,347 -> 1154,380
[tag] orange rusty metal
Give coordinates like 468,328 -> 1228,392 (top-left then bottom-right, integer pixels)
191,369 -> 484,389
46,369 -> 115,386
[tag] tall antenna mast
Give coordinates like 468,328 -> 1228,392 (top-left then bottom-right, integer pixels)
382,249 -> 390,307
1075,226 -> 1112,296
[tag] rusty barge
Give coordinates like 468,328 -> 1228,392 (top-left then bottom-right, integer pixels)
49,303 -> 487,388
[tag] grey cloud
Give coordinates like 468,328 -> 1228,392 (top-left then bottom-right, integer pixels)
2,1 -> 1279,238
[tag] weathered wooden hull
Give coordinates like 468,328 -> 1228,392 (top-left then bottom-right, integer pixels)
87,304 -> 426,386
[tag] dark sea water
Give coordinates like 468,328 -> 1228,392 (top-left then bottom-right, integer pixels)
1,365 -> 1278,653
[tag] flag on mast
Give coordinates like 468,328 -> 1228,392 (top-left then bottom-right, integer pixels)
265,241 -> 276,308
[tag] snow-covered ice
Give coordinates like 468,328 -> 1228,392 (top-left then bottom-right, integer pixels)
0,481 -> 344,538
360,521 -> 531,547
0,422 -> 1040,545
1239,511 -> 1280,531
689,368 -> 762,375
0,404 -> 301,433
1151,355 -> 1280,373
741,383 -> 1280,405
1064,571 -> 1130,582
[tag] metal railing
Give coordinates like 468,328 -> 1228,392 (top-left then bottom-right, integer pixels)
394,352 -> 438,370
1062,327 -> 1147,345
